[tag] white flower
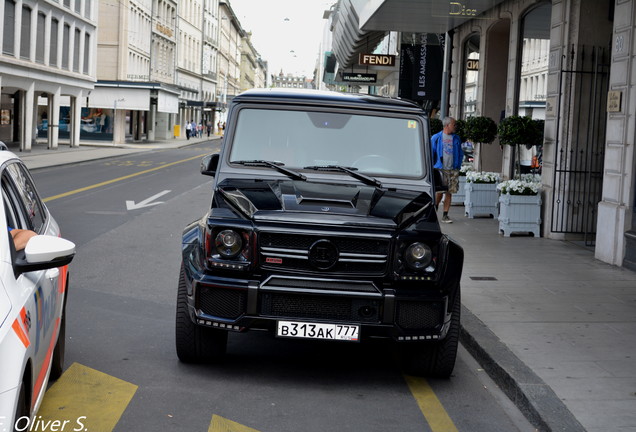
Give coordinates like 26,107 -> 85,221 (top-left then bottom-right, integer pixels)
466,171 -> 500,184
520,173 -> 541,183
497,179 -> 541,195
459,164 -> 474,175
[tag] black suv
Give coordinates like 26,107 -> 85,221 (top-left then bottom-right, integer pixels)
176,89 -> 464,377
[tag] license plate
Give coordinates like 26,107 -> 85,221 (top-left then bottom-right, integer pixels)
277,321 -> 359,342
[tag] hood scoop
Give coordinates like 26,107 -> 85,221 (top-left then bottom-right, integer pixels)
282,183 -> 365,214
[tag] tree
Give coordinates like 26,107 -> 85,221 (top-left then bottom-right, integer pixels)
497,115 -> 542,178
465,116 -> 497,170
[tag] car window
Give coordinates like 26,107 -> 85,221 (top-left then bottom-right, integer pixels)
2,162 -> 46,233
229,108 -> 425,177
2,185 -> 21,230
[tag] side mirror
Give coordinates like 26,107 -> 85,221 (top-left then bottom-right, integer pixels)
201,153 -> 219,177
14,235 -> 76,276
433,169 -> 448,193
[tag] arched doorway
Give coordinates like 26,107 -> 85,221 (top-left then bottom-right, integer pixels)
480,19 -> 510,173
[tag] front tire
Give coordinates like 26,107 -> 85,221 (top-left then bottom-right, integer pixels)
401,289 -> 461,378
13,381 -> 29,432
50,301 -> 66,380
175,264 -> 227,363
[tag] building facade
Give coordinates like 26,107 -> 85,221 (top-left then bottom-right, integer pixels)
93,0 -> 180,144
0,0 -> 97,150
325,0 -> 636,271
271,71 -> 311,89
218,0 -> 243,115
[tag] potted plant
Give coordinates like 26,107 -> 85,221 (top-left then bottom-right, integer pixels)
429,117 -> 443,136
464,171 -> 500,218
454,164 -> 474,206
454,118 -> 468,142
497,115 -> 539,178
465,116 -> 497,171
496,176 -> 542,237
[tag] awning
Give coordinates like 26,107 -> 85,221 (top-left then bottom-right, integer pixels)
359,0 -> 508,33
330,0 -> 507,68
89,87 -> 150,110
157,91 -> 179,113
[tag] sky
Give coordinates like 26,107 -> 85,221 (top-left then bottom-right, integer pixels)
229,0 -> 335,77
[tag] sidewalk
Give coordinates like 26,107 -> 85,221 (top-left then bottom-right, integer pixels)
6,133 -> 221,170
8,139 -> 635,431
442,206 -> 636,432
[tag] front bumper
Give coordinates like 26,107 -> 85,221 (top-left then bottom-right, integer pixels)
186,272 -> 453,342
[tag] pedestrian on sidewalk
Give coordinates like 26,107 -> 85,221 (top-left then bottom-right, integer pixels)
185,121 -> 192,139
191,120 -> 198,138
206,121 -> 212,137
431,116 -> 463,223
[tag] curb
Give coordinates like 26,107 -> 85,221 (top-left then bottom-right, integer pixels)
459,305 -> 586,432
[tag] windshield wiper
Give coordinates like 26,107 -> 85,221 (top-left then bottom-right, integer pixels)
231,160 -> 306,181
303,165 -> 382,188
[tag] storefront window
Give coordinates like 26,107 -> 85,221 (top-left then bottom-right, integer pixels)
462,34 -> 479,119
80,108 -> 113,141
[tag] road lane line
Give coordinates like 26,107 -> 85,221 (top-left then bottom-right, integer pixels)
209,415 -> 260,432
36,362 -> 138,432
404,375 -> 459,432
42,153 -> 207,202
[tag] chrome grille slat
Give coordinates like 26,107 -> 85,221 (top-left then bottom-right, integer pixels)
259,232 -> 390,274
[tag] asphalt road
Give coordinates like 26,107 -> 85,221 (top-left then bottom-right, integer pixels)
30,141 -> 533,432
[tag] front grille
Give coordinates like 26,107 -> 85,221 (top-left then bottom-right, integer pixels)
396,301 -> 444,329
260,292 -> 380,323
263,277 -> 379,293
259,232 -> 390,275
197,286 -> 246,319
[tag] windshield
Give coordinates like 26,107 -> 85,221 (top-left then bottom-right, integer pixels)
229,108 -> 426,178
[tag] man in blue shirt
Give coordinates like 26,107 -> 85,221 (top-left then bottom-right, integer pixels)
431,117 -> 463,223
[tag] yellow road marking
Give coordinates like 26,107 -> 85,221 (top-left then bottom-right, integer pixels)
209,415 -> 261,432
404,375 -> 459,432
36,362 -> 138,432
43,153 -> 207,202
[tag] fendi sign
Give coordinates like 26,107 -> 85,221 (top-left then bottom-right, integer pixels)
359,54 -> 396,66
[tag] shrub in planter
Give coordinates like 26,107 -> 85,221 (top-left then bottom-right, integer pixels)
454,118 -> 468,143
429,118 -> 443,135
465,116 -> 497,170
498,115 -> 540,178
497,115 -> 534,146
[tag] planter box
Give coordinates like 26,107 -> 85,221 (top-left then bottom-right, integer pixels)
465,182 -> 498,218
452,175 -> 466,206
498,193 -> 542,237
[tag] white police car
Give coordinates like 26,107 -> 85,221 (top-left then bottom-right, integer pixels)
0,149 -> 75,431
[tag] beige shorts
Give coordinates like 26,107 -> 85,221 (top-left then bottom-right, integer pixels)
440,169 -> 460,194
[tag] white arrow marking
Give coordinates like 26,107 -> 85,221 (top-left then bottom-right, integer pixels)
126,190 -> 171,210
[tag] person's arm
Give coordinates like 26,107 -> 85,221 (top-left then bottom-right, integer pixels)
10,228 -> 37,251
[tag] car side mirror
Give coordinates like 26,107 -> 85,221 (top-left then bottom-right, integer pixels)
433,169 -> 448,193
201,153 -> 219,177
13,235 -> 76,276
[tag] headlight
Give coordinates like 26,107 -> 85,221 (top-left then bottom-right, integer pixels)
215,230 -> 243,259
404,242 -> 432,270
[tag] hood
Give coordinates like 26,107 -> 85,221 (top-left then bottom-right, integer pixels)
214,178 -> 434,229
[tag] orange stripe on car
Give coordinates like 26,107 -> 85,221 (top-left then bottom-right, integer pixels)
31,317 -> 60,409
59,265 -> 68,294
12,319 -> 30,348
